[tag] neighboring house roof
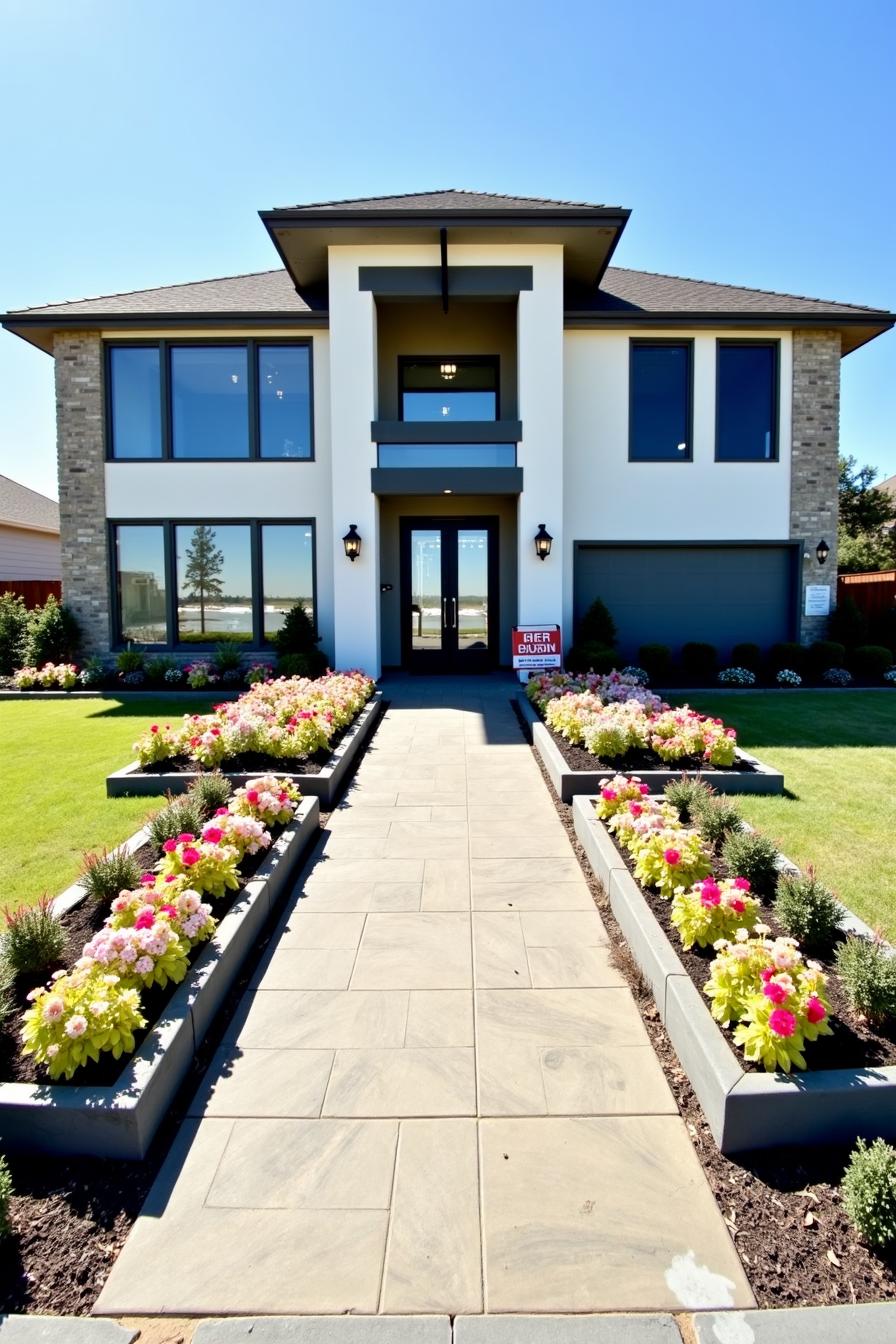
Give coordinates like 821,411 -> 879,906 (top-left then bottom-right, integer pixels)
7,263 -> 888,323
0,474 -> 60,534
273,189 -> 621,212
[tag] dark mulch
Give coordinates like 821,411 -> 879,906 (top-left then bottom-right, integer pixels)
541,717 -> 754,774
522,719 -> 896,1307
0,841 -> 271,1087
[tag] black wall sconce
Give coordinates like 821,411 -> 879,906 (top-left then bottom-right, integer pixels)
534,524 -> 553,561
343,524 -> 362,562
816,539 -> 830,565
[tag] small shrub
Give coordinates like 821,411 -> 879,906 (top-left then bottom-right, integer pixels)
835,937 -> 896,1025
664,775 -> 714,824
718,666 -> 756,687
212,642 -> 244,675
277,650 -> 328,678
164,665 -> 185,685
145,654 -> 178,684
3,897 -> 66,976
0,958 -> 15,1029
78,656 -> 106,688
0,592 -> 28,675
146,796 -> 204,852
694,796 -> 743,848
23,595 -> 81,666
189,771 -> 233,819
274,602 -> 325,666
681,642 -> 718,683
827,595 -> 868,648
850,644 -> 893,679
80,847 -> 142,905
769,642 -> 806,675
776,668 -> 802,687
0,1153 -> 13,1238
185,660 -> 217,689
639,643 -> 673,684
823,666 -> 852,686
773,869 -> 843,954
807,640 -> 846,677
116,646 -> 146,675
721,830 -> 780,899
731,642 -> 762,673
842,1138 -> 896,1249
121,669 -> 146,688
576,597 -> 617,649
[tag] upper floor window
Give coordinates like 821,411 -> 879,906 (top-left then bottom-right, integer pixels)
716,341 -> 778,461
629,342 -> 692,462
400,357 -> 498,422
107,340 -> 313,460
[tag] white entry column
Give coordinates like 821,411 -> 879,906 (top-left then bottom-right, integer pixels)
328,248 -> 381,675
517,247 -> 565,641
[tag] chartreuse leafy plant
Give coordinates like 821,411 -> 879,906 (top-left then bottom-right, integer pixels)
593,774 -> 652,820
230,775 -> 301,827
22,967 -> 146,1080
842,1138 -> 896,1249
670,877 -> 759,950
155,836 -> 241,899
630,827 -> 712,898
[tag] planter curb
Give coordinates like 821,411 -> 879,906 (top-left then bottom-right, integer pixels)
572,795 -> 896,1153
0,796 -> 320,1160
105,691 -> 383,806
518,693 -> 784,801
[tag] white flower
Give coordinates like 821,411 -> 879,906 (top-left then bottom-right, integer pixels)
65,1015 -> 87,1039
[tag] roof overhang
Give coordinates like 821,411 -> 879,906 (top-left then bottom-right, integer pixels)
0,518 -> 59,535
0,311 -> 330,354
260,205 -> 631,290
563,309 -> 896,355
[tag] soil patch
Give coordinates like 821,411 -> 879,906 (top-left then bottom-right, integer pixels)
520,711 -> 896,1308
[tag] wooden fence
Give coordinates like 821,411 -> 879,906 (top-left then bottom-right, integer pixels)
0,579 -> 62,608
838,570 -> 896,621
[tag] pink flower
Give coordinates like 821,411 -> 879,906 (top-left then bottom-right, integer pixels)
729,897 -> 746,914
203,826 -> 223,844
215,807 -> 229,816
246,790 -> 259,804
181,847 -> 201,867
663,848 -> 681,866
150,724 -> 159,734
699,880 -> 721,908
160,904 -> 177,918
806,996 -> 827,1024
760,967 -> 774,983
601,787 -> 617,801
140,872 -> 155,886
733,877 -> 751,891
176,833 -> 195,844
639,783 -> 651,795
763,979 -> 789,1005
135,910 -> 154,930
162,839 -> 177,854
65,1015 -> 88,1039
164,874 -> 177,883
134,956 -> 154,976
768,1008 -> 797,1037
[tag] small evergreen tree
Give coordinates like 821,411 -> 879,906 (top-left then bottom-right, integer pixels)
183,525 -> 224,634
0,592 -> 28,674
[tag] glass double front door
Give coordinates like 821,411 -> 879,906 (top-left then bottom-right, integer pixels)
401,518 -> 498,672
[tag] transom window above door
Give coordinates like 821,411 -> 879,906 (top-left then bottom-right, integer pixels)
399,357 -> 498,422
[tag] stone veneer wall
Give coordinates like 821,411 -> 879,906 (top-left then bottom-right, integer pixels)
790,329 -> 841,644
54,332 -> 111,655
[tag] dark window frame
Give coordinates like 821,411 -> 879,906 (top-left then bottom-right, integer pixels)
398,354 -> 500,422
104,338 -> 315,462
108,517 -> 318,651
714,339 -> 780,463
628,338 -> 694,463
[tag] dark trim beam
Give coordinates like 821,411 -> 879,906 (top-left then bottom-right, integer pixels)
358,266 -> 533,297
371,466 -> 523,495
371,419 -> 521,444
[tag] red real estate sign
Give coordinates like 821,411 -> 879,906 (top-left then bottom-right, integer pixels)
512,624 -> 563,671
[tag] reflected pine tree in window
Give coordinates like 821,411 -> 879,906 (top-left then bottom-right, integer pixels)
183,526 -> 224,635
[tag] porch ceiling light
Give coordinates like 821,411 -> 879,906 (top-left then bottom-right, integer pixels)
342,524 -> 362,562
440,363 -> 457,381
816,538 -> 830,565
534,523 -> 553,561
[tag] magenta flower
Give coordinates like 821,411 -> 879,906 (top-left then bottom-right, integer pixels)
768,1008 -> 797,1037
639,783 -> 650,795
176,833 -> 195,844
215,807 -> 229,816
729,897 -> 746,914
202,826 -> 224,844
663,848 -> 681,866
806,996 -> 827,1024
134,910 -> 154,931
763,980 -> 789,1005
601,787 -> 617,801
150,724 -> 159,734
699,879 -> 721,907
246,790 -> 259,804
181,847 -> 201,867
162,839 -> 177,854
733,877 -> 751,891
140,872 -> 155,886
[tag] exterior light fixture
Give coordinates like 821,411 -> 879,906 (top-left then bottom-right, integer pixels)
440,363 -> 457,381
342,524 -> 362,562
816,539 -> 830,565
534,523 -> 553,561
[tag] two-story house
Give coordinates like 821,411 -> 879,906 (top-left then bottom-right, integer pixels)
3,190 -> 893,676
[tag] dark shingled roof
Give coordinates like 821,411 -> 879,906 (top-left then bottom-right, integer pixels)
274,189 -> 618,211
7,264 -> 889,321
0,474 -> 60,532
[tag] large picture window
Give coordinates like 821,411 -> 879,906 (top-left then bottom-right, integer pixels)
716,342 -> 778,461
399,357 -> 498,423
106,340 -> 314,460
629,342 -> 692,462
110,520 -> 316,648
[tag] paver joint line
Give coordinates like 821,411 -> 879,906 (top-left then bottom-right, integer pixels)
96,676 -> 752,1319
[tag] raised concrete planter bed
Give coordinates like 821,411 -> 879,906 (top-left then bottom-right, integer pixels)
572,795 -> 896,1155
517,693 -> 784,802
0,796 -> 320,1160
106,691 -> 383,806
0,689 -> 242,701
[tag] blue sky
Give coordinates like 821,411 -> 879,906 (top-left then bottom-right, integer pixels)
1,0 -> 893,498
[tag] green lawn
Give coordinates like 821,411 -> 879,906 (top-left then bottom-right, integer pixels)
671,690 -> 896,939
0,697 -> 215,912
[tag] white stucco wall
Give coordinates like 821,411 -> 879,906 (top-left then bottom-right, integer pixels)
561,327 -> 793,637
0,524 -> 61,580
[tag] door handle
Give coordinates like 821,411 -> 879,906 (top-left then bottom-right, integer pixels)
442,597 -> 448,629
451,597 -> 457,629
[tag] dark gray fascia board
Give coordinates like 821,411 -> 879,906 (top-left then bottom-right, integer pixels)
371,419 -> 522,444
564,309 -> 895,325
261,207 -> 631,229
1,311 -> 328,328
359,265 -> 532,297
371,465 -> 523,495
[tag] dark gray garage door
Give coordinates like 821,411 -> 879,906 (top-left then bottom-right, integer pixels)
573,543 -> 799,660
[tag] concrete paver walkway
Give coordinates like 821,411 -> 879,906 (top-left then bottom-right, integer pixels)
96,676 -> 752,1318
